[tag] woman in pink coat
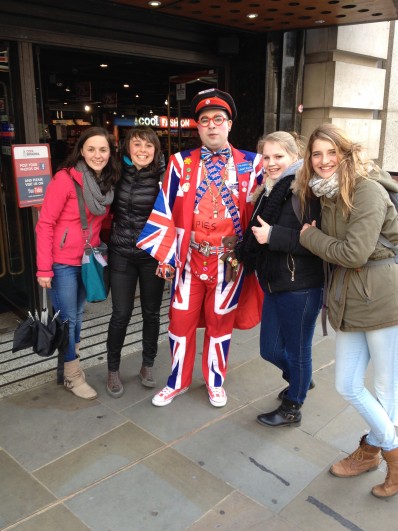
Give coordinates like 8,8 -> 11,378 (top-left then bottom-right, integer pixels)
36,127 -> 120,399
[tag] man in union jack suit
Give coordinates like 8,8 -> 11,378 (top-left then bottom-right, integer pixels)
137,88 -> 263,407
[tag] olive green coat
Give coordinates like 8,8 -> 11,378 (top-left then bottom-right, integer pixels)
300,169 -> 398,332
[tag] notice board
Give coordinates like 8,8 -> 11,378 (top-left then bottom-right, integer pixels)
12,144 -> 52,207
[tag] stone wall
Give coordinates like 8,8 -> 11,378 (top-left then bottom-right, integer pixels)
302,22 -> 390,160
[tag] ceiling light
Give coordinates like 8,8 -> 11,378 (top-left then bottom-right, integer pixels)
84,105 -> 91,111
123,84 -> 130,88
148,1 -> 162,7
113,112 -> 117,115
63,102 -> 68,105
65,88 -> 70,92
100,64 -> 108,68
315,19 -> 325,24
246,13 -> 258,19
135,94 -> 139,98
164,99 -> 168,105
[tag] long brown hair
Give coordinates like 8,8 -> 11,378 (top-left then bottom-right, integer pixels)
295,123 -> 375,219
62,126 -> 120,192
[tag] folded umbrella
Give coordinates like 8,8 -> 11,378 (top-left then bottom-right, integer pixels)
12,312 -> 37,353
12,288 -> 69,357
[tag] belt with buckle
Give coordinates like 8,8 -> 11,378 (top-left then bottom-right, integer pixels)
190,240 -> 225,257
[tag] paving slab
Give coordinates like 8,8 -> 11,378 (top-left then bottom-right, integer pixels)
9,505 -> 90,531
0,384 -> 125,471
187,490 -> 278,530
0,450 -> 56,529
122,380 -> 242,443
173,405 -> 338,512
34,421 -> 165,497
65,448 -> 233,531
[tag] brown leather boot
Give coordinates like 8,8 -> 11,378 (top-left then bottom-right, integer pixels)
371,447 -> 398,498
64,358 -> 97,400
139,364 -> 156,388
330,435 -> 381,477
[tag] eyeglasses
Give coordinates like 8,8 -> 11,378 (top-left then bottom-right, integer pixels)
198,115 -> 229,127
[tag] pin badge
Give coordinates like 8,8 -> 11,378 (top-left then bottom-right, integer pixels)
182,183 -> 190,192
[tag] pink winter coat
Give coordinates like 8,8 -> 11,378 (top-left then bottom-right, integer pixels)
36,167 -> 110,278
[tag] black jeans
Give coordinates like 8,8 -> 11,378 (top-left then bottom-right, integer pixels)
107,252 -> 165,371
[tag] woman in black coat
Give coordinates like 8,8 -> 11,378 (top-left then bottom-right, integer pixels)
106,126 -> 165,397
237,131 -> 324,426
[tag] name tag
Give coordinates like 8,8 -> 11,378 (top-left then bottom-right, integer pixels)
236,161 -> 253,174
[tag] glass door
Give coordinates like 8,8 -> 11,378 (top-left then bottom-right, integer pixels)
0,42 -> 37,315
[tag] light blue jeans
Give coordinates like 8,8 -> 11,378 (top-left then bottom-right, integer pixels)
49,264 -> 86,362
335,326 -> 398,451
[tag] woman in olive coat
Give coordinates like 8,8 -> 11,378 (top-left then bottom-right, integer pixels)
298,123 -> 398,499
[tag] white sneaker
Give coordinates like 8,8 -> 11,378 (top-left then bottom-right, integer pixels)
207,386 -> 227,407
152,386 -> 189,406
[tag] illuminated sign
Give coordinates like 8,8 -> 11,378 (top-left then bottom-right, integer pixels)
114,116 -> 196,129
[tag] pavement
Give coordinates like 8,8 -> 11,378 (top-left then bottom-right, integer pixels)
0,299 -> 397,531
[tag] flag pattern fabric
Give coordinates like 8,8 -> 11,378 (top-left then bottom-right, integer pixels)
136,187 -> 179,268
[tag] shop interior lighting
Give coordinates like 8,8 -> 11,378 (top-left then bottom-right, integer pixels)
315,19 -> 326,24
135,94 -> 139,98
246,13 -> 259,19
123,84 -> 130,88
84,105 -> 91,111
148,1 -> 162,7
65,87 -> 70,92
100,64 -> 108,68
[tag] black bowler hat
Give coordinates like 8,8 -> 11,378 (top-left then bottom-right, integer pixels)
190,88 -> 237,121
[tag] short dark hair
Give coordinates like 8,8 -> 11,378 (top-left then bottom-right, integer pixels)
122,126 -> 162,172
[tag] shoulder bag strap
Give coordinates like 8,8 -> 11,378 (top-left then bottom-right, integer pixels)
73,180 -> 90,243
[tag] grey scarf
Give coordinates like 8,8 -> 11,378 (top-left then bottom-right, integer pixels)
264,159 -> 303,197
309,172 -> 339,199
76,160 -> 114,215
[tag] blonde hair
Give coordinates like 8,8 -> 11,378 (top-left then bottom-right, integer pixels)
257,130 -> 305,159
295,123 -> 376,218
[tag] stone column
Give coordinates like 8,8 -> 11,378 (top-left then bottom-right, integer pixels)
302,22 -> 390,159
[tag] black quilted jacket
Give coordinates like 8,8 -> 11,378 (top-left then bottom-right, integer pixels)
109,156 -> 165,260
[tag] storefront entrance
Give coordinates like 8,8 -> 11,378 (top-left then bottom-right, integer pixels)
0,40 -> 222,316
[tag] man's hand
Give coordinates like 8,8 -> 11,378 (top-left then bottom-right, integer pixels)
252,216 -> 271,244
156,263 -> 175,281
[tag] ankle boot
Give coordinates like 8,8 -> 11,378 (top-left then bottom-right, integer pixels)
64,358 -> 97,400
330,435 -> 381,477
371,447 -> 398,498
257,397 -> 302,427
107,370 -> 124,398
139,364 -> 156,388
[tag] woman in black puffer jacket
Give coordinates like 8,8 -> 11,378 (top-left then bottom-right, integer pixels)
106,126 -> 166,397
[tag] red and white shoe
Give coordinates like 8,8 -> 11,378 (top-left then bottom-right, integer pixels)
207,386 -> 227,407
152,386 -> 189,406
